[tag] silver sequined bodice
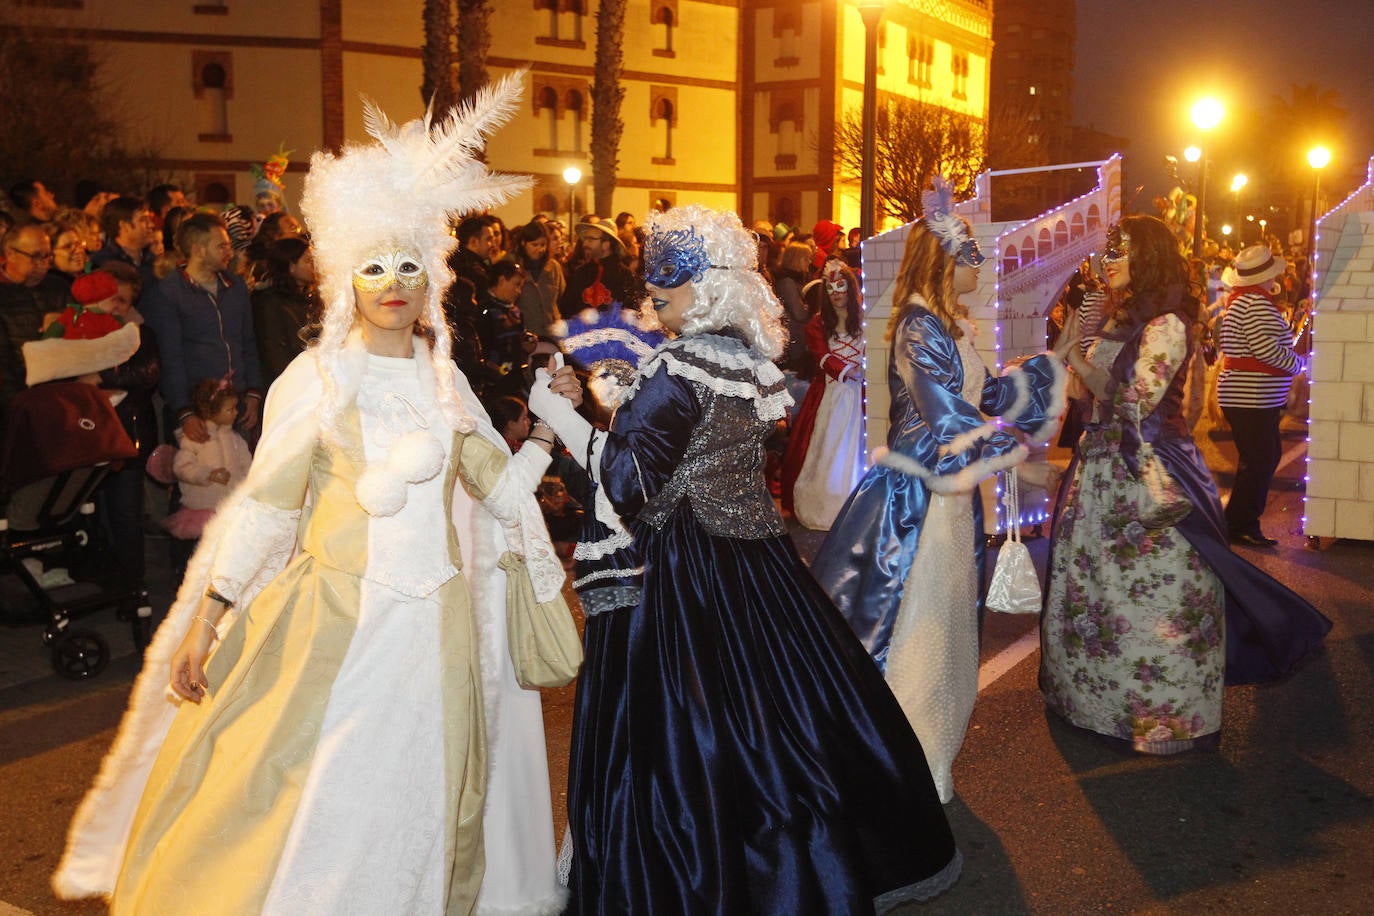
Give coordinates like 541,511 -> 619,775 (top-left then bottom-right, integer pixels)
639,383 -> 786,539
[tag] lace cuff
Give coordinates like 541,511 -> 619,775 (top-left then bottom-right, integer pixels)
206,497 -> 301,603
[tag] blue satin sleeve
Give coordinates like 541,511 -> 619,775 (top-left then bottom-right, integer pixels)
980,352 -> 1065,438
893,312 -> 1020,472
601,366 -> 701,520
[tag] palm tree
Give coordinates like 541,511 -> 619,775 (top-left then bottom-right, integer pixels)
591,0 -> 627,216
1264,83 -> 1347,228
455,0 -> 492,108
421,0 -> 459,115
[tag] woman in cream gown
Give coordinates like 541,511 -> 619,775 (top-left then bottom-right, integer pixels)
54,78 -> 576,915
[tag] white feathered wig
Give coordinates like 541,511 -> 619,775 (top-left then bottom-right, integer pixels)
299,71 -> 531,436
643,205 -> 786,359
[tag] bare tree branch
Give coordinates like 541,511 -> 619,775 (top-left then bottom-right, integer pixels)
834,97 -> 986,223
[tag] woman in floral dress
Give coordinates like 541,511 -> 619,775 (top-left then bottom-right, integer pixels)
1041,215 -> 1330,755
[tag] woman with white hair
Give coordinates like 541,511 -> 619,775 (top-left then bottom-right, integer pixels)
54,75 -> 578,915
531,205 -> 961,914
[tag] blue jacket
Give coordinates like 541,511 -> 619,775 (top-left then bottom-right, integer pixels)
141,268 -> 262,419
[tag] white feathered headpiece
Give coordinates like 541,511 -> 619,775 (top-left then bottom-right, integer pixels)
299,70 -> 531,434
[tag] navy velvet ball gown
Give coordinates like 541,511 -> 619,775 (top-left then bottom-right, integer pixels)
565,331 -> 961,915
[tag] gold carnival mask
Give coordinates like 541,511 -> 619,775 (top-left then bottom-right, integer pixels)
352,249 -> 428,293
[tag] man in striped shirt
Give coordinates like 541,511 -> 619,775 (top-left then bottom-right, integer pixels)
1216,245 -> 1307,547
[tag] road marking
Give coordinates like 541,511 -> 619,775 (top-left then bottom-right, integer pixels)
978,627 -> 1040,691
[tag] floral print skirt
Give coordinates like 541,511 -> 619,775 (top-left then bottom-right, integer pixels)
1041,433 -> 1224,755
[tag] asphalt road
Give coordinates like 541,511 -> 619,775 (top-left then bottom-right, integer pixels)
1,420 -> 1370,914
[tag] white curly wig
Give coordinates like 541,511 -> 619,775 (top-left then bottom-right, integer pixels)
299,70 -> 531,435
644,205 -> 786,359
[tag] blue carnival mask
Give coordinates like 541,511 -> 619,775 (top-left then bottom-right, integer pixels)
953,237 -> 986,268
643,227 -> 711,290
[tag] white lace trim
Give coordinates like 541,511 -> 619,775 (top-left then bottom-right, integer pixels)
630,349 -> 792,422
207,497 -> 302,603
562,327 -> 657,360
573,482 -> 632,560
573,526 -> 633,560
874,444 -> 1027,495
572,566 -> 646,589
475,885 -> 569,916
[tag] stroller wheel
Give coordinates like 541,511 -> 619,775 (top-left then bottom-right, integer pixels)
51,629 -> 110,680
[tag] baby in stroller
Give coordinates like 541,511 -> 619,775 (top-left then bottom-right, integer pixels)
0,311 -> 150,679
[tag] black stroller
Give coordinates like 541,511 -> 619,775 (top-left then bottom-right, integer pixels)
1,382 -> 153,679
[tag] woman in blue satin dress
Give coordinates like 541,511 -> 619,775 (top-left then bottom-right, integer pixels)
531,205 -> 961,914
812,180 -> 1072,804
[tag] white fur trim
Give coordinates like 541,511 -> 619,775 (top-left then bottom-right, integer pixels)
1000,352 -> 1068,444
938,421 -> 999,461
23,322 -> 140,386
873,443 -> 1028,495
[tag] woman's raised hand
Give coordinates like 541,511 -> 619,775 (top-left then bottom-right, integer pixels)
545,353 -> 584,407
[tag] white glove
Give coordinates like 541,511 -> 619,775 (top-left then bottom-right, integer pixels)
528,356 -> 596,471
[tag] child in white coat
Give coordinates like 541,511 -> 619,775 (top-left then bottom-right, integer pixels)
160,378 -> 253,544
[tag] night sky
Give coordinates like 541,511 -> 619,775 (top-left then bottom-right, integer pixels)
1073,0 -> 1374,224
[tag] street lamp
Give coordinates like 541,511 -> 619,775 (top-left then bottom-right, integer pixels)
1188,96 -> 1223,257
562,165 -> 582,231
858,0 -> 885,241
1231,172 -> 1247,240
1307,145 -> 1331,260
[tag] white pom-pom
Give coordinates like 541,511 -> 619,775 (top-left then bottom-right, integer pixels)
355,465 -> 407,516
390,429 -> 445,483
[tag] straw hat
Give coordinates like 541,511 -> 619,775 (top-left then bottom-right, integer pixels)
575,217 -> 625,257
1222,244 -> 1285,288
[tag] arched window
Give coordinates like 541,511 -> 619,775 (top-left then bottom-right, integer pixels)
1053,219 -> 1069,248
1002,244 -> 1020,274
655,98 -> 674,160
1020,236 -> 1035,265
776,102 -> 798,159
1037,227 -> 1052,258
776,11 -> 799,63
654,5 -> 675,54
538,86 -> 560,150
194,53 -> 233,141
1070,212 -> 1085,239
565,90 -> 585,153
1086,204 -> 1101,231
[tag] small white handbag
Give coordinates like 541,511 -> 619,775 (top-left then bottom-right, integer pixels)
985,467 -> 1043,615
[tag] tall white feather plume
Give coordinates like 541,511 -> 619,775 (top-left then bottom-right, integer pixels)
299,70 -> 533,438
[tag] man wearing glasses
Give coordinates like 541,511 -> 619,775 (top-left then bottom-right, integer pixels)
0,224 -> 68,409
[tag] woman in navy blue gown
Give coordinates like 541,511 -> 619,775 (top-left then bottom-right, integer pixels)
530,205 -> 961,914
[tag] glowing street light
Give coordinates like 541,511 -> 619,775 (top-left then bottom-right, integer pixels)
562,165 -> 582,230
1187,97 -> 1223,256
1222,224 -> 1232,237
1307,145 -> 1331,259
1183,146 -> 1201,163
1231,173 -> 1247,241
